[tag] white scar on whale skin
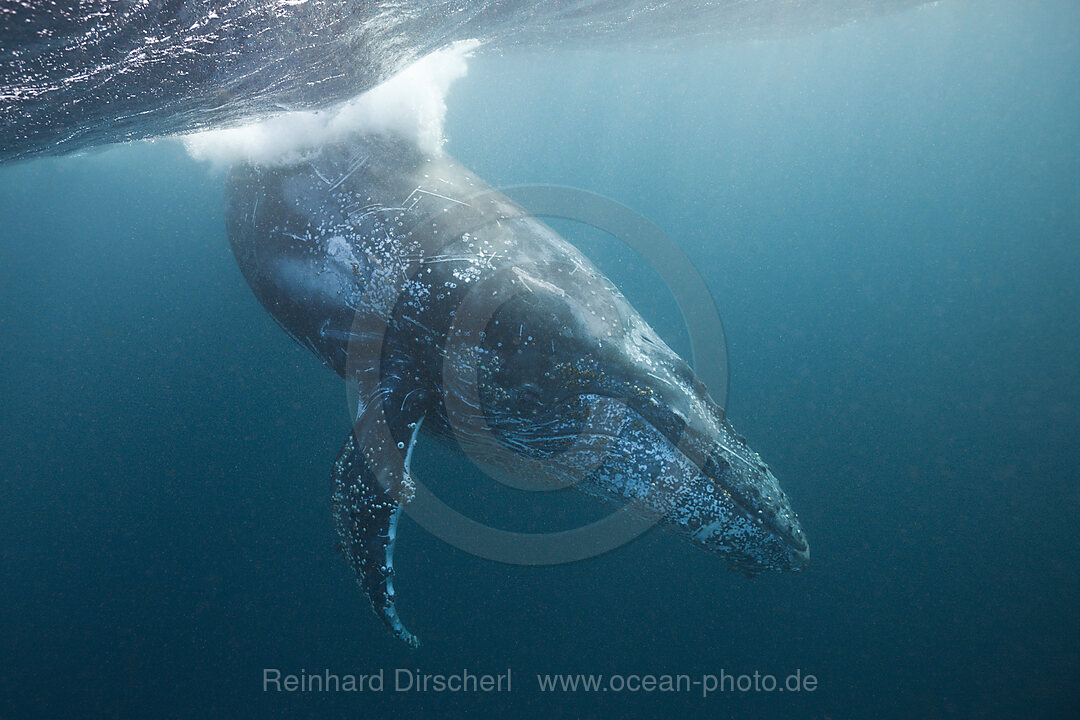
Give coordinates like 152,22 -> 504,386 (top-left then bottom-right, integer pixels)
181,39 -> 480,166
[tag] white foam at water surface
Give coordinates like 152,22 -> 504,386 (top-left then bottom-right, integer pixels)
182,39 -> 480,165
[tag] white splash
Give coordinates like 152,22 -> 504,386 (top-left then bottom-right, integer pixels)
182,39 -> 480,166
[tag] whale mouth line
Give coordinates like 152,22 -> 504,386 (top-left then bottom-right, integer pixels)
692,448 -> 808,558
483,389 -> 807,562
606,402 -> 808,561
714,472 -> 808,556
554,393 -> 808,557
704,476 -> 807,554
645,424 -> 807,558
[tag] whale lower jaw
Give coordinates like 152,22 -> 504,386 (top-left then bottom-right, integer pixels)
458,397 -> 809,575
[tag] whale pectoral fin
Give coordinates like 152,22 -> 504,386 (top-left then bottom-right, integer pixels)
330,429 -> 420,648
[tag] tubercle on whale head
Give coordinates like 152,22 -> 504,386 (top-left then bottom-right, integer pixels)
461,266 -> 810,574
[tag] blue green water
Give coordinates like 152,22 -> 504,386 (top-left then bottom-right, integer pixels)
1,1 -> 1078,717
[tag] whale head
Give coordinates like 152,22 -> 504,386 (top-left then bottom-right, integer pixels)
439,256 -> 810,574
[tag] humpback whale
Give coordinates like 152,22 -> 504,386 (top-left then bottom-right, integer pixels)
226,136 -> 809,646
0,0 -> 892,648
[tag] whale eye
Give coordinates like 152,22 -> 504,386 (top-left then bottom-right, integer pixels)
514,382 -> 544,408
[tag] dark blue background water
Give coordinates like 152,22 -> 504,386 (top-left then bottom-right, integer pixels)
1,1 -> 1077,717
